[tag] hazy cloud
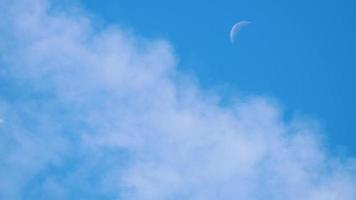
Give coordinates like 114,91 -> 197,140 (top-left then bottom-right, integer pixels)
0,0 -> 355,199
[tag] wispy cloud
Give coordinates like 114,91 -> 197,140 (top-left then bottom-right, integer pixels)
0,0 -> 355,199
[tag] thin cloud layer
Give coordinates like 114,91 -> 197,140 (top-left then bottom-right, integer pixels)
0,0 -> 355,199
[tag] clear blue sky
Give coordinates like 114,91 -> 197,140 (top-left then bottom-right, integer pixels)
84,0 -> 356,155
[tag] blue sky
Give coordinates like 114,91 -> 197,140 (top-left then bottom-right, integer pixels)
1,0 -> 356,199
83,0 -> 356,155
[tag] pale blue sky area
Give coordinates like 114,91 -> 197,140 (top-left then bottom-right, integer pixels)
84,0 -> 356,155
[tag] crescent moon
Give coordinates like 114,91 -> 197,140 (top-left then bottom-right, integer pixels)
230,21 -> 250,43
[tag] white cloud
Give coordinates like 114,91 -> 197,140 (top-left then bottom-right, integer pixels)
0,0 -> 355,199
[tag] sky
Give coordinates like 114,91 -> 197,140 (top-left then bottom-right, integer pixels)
83,0 -> 356,155
0,0 -> 356,199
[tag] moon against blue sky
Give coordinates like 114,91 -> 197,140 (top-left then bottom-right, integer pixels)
83,0 -> 356,155
1,0 -> 356,199
230,21 -> 251,43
